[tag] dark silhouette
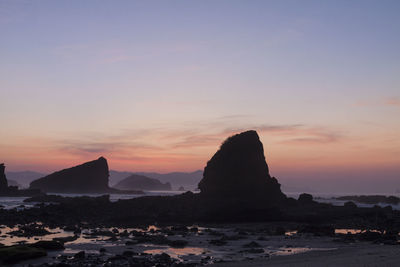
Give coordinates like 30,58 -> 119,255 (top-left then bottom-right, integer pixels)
0,163 -> 8,191
0,163 -> 41,196
114,174 -> 172,191
29,157 -> 143,194
198,130 -> 285,203
30,157 -> 110,193
337,195 -> 400,205
109,170 -> 203,189
298,193 -> 314,204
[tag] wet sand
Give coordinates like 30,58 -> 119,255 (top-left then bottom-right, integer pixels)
1,223 -> 398,266
211,243 -> 400,267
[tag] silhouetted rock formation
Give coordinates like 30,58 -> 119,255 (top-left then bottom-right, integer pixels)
114,174 -> 171,191
298,193 -> 314,204
198,130 -> 286,203
30,157 -> 112,193
0,164 -> 8,191
0,164 -> 42,196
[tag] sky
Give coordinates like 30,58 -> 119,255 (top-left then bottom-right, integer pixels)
1,1 -> 399,191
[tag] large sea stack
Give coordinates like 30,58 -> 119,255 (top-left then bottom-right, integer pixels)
0,164 -> 8,192
198,130 -> 285,203
30,157 -> 111,193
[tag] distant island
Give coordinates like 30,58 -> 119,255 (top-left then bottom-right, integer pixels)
114,174 -> 172,191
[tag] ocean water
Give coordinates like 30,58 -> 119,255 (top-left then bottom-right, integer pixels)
285,192 -> 400,210
0,191 -> 399,210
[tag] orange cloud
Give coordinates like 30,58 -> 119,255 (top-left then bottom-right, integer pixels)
385,97 -> 400,107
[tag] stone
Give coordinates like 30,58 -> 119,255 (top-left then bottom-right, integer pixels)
30,157 -> 111,193
298,193 -> 314,204
198,130 -> 285,202
0,245 -> 47,264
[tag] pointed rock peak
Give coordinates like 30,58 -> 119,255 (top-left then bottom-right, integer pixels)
198,130 -> 285,202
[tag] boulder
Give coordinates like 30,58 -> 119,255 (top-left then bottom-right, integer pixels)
30,157 -> 110,193
198,130 -> 285,203
298,193 -> 314,204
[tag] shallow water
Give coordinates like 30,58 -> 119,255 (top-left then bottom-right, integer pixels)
0,224 -> 343,265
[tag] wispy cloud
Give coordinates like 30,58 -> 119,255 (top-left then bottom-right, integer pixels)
385,97 -> 400,107
44,119 -> 343,167
355,97 -> 400,108
279,129 -> 341,144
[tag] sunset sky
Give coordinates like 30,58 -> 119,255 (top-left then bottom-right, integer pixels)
1,1 -> 399,189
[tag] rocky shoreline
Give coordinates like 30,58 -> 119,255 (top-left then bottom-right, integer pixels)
0,221 -> 399,266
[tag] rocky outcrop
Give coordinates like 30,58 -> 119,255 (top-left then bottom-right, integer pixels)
30,157 -> 111,193
0,164 -> 8,191
0,164 -> 41,196
198,130 -> 286,203
114,174 -> 172,191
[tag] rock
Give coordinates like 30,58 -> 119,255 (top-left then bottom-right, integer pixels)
0,164 -> 41,196
241,248 -> 264,253
30,240 -> 64,250
198,130 -> 286,202
298,193 -> 314,204
298,225 -> 335,236
243,241 -> 261,248
336,195 -> 400,205
136,234 -> 170,245
0,164 -> 9,191
274,226 -> 286,235
30,157 -> 111,193
153,252 -> 172,264
0,245 -> 47,264
344,201 -> 357,208
8,224 -> 51,237
114,174 -> 172,191
122,250 -> 136,257
169,239 -> 188,248
209,238 -> 227,246
74,250 -> 85,259
358,231 -> 382,242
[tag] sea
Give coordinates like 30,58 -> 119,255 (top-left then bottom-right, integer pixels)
0,190 -> 399,210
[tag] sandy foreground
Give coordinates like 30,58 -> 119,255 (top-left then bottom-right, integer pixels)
211,243 -> 400,267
